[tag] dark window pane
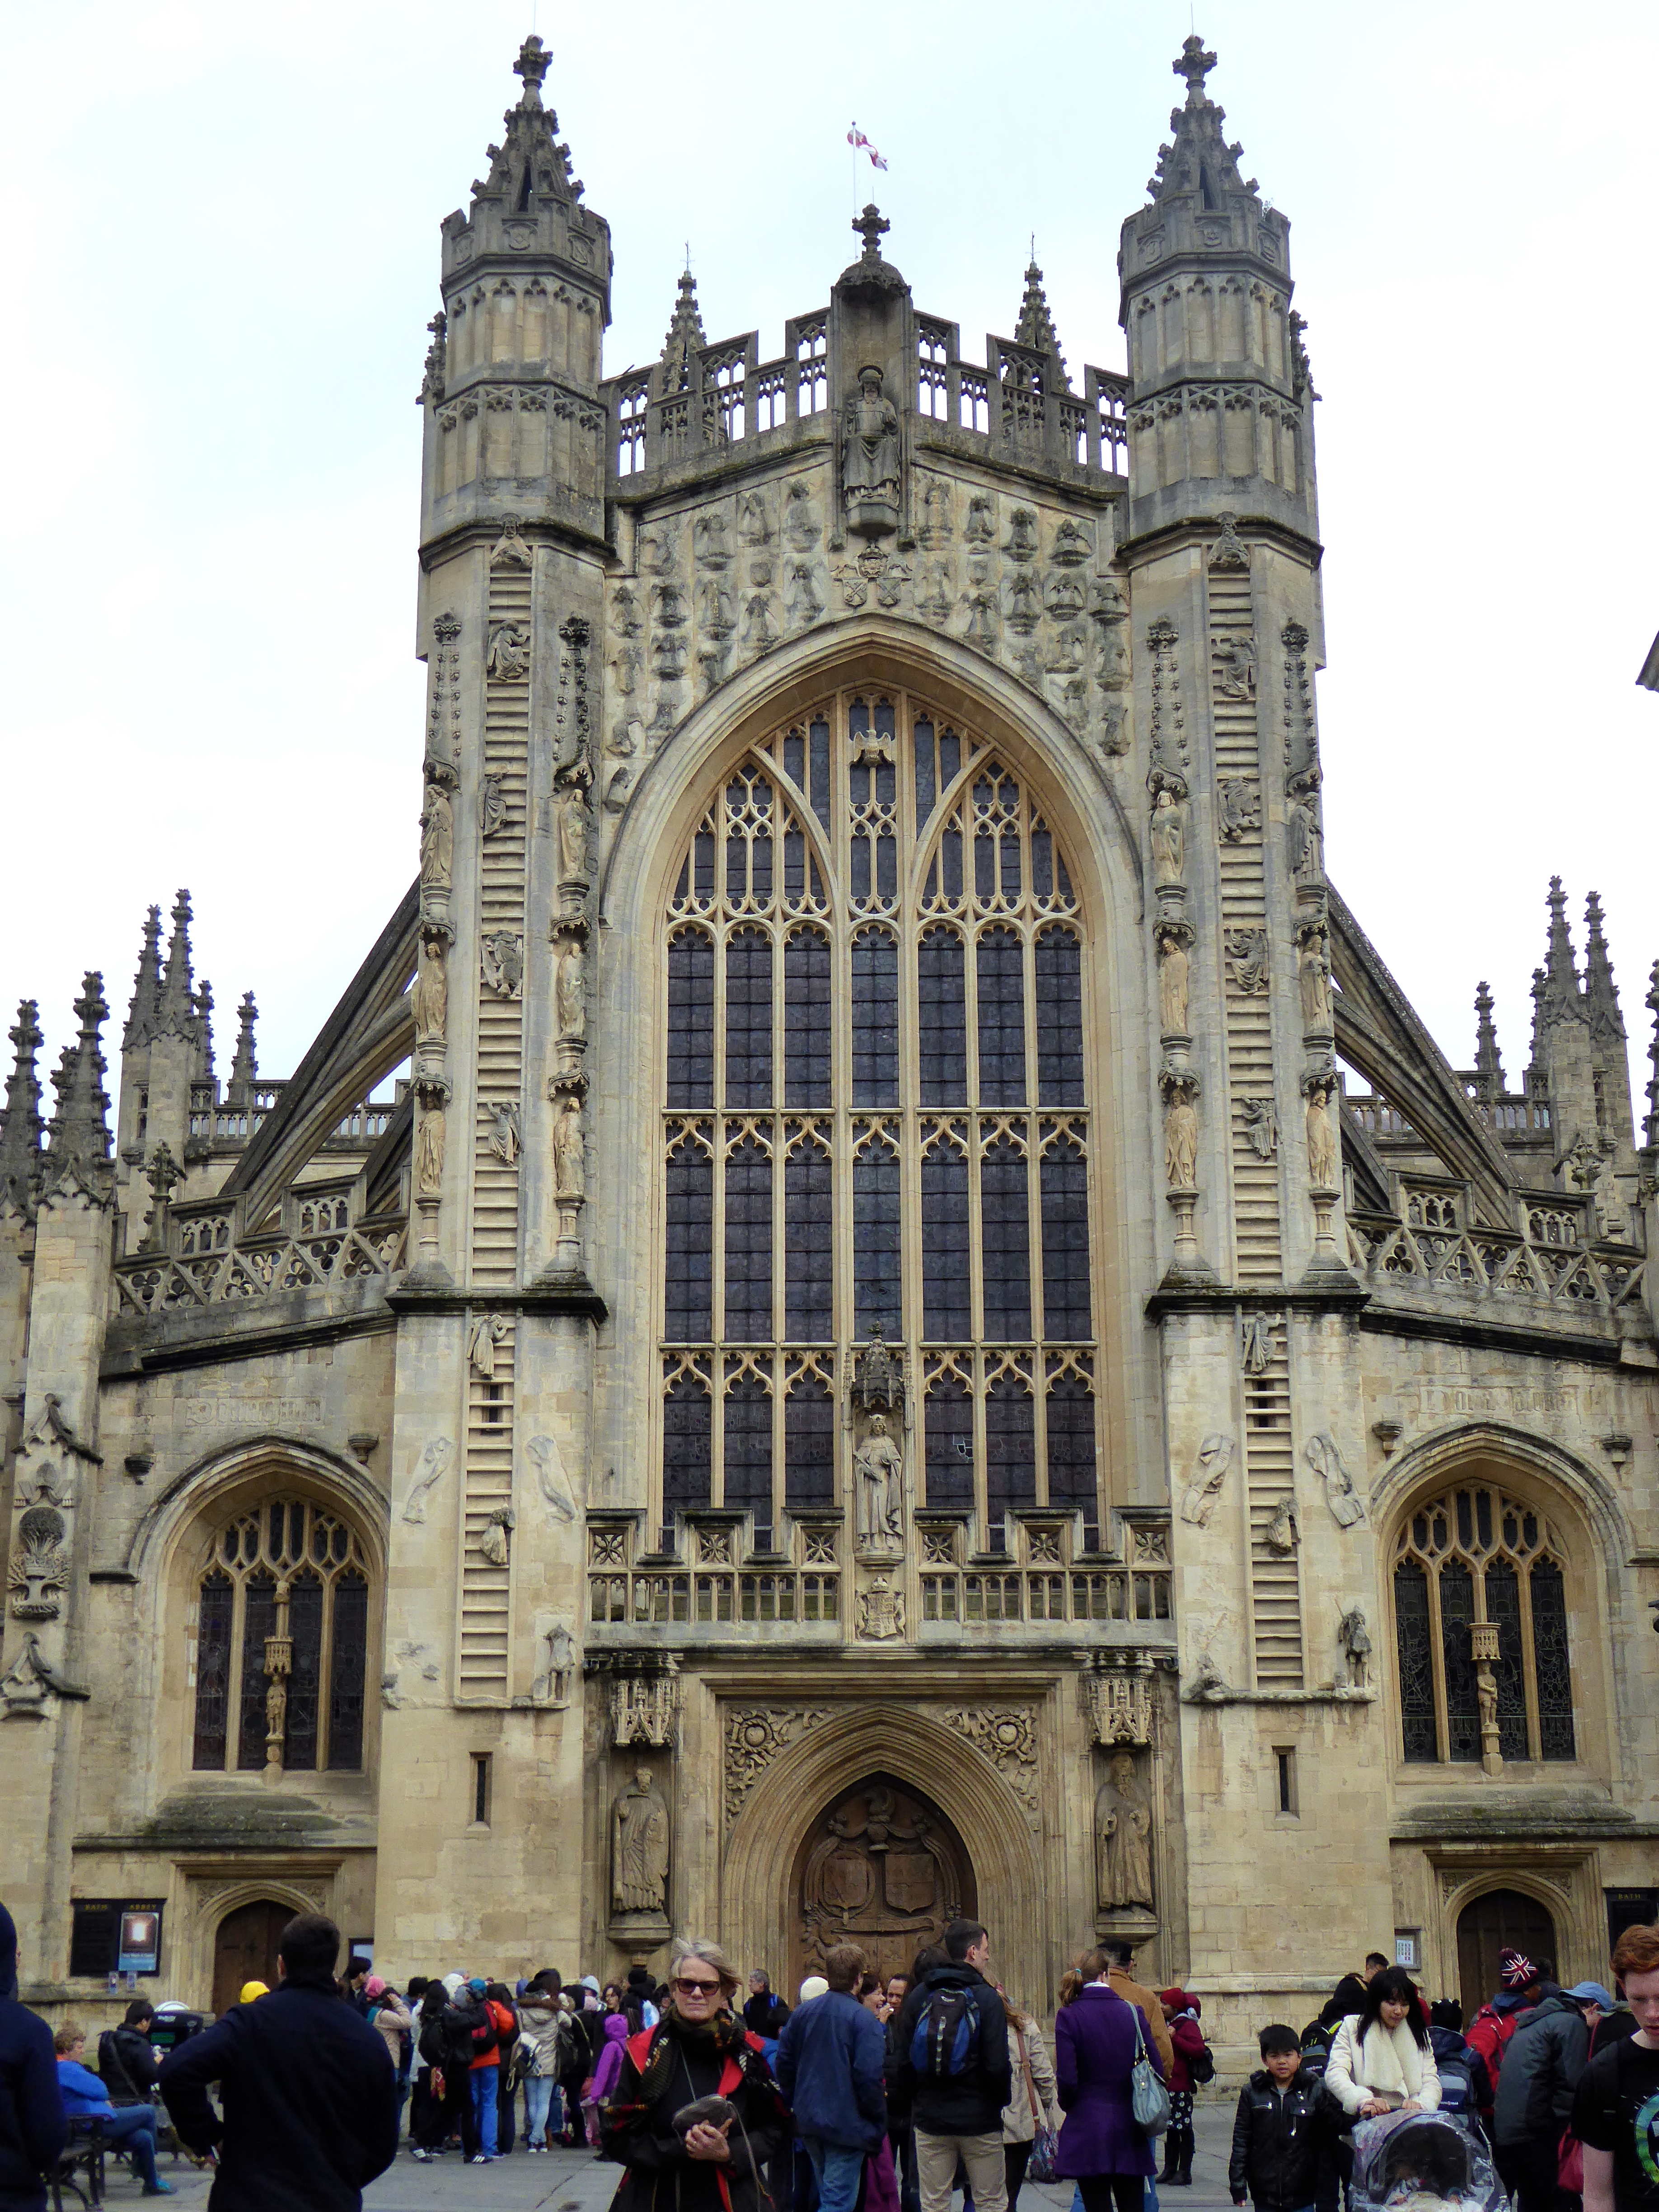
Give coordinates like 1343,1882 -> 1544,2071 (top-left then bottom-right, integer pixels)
725,928 -> 773,1108
1484,1560 -> 1528,1761
980,1137 -> 1032,1340
785,1376 -> 834,1508
193,1572 -> 233,1770
938,727 -> 961,790
664,1376 -> 712,1514
809,717 -> 831,833
851,929 -> 899,1107
783,827 -> 805,905
986,1377 -> 1036,1521
1396,1560 -> 1438,1761
918,931 -> 967,1105
723,1377 -> 772,1517
238,1573 -> 277,1771
1046,1375 -> 1097,1509
941,827 -> 963,900
782,728 -> 805,787
914,718 -> 936,827
1035,928 -> 1085,1106
1440,1561 -> 1479,1761
854,1142 -> 901,1336
921,1146 -> 971,1340
666,930 -> 714,1108
327,1570 -> 368,1770
284,1572 -> 323,1772
1530,1558 -> 1575,1760
924,1378 -> 975,1510
665,1142 -> 713,1340
694,829 -> 716,902
1031,824 -> 1054,899
784,1145 -> 833,1340
723,1139 -> 773,1342
1040,1141 -> 1092,1339
784,928 -> 831,1107
976,928 -> 1026,1106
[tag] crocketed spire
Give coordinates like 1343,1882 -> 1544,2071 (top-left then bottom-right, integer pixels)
122,905 -> 163,1050
468,35 -> 584,213
1583,891 -> 1626,1050
1473,981 -> 1504,1096
1540,876 -> 1585,1027
155,889 -> 197,1040
1014,255 -> 1070,387
1147,34 -> 1260,209
44,974 -> 113,1204
228,991 -> 259,1103
194,979 -> 216,1083
0,999 -> 44,1218
1644,961 -> 1659,1150
659,266 -> 706,394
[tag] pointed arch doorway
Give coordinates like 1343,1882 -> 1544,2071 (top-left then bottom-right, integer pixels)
791,1776 -> 976,1995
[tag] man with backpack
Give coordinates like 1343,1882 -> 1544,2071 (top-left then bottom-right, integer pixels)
1464,1947 -> 1541,2130
893,1920 -> 1012,2212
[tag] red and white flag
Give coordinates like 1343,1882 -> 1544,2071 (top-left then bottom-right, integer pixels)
847,123 -> 889,172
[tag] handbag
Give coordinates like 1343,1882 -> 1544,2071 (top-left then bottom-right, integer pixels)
1016,2027 -> 1060,2182
1558,2128 -> 1584,2193
1129,2010 -> 1171,2135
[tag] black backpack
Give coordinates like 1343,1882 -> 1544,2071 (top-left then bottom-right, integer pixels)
442,1999 -> 491,2071
417,2013 -> 448,2069
909,1986 -> 982,2081
1187,2034 -> 1215,2085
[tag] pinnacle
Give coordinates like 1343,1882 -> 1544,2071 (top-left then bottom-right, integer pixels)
1541,875 -> 1584,1025
659,267 -> 706,394
1473,980 -> 1504,1093
1014,255 -> 1070,388
1583,890 -> 1626,1044
155,888 -> 196,1038
123,904 -> 163,1050
229,990 -> 259,1101
0,998 -> 44,1218
1147,37 -> 1260,209
45,973 -> 113,1204
472,35 -> 582,209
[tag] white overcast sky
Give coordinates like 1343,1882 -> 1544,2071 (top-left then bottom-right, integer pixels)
2,0 -> 1654,1117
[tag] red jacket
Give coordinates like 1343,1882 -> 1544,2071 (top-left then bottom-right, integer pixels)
469,2000 -> 517,2071
1166,2015 -> 1208,2096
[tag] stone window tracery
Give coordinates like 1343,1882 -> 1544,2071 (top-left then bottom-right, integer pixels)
1392,1480 -> 1575,1766
190,1496 -> 370,1774
657,689 -> 1099,1539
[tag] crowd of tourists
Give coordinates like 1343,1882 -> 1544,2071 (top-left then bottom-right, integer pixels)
4,1898 -> 1659,2212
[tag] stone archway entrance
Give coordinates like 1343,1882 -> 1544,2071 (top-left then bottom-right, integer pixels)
212,1899 -> 291,2018
1456,1887 -> 1559,2022
790,1776 -> 976,1995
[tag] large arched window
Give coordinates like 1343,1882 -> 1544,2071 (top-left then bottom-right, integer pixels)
1392,1481 -> 1575,1766
658,690 -> 1098,1544
191,1498 -> 371,1774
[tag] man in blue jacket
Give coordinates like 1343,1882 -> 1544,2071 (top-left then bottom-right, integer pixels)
160,1912 -> 396,2212
0,1903 -> 64,2212
776,1943 -> 887,2212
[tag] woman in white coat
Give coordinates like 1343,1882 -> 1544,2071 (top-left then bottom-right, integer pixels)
1325,1967 -> 1442,2120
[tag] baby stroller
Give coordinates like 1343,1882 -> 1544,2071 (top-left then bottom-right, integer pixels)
1351,2108 -> 1503,2212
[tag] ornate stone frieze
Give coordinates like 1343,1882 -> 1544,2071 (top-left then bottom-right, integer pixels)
942,1705 -> 1040,1819
723,1705 -> 834,1824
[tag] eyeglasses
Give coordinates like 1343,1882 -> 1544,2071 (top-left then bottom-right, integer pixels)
673,1976 -> 722,1996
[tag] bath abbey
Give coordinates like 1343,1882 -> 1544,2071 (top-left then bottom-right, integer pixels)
4,34 -> 1657,2062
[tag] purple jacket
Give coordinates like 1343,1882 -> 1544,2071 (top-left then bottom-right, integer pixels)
1053,1984 -> 1162,2180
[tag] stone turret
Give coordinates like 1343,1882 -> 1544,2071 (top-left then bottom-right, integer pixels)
419,34 -> 613,552
43,976 -> 113,1208
1117,34 -> 1315,546
1526,881 -> 1636,1191
137,891 -> 205,1193
1473,980 -> 1504,1099
226,991 -> 259,1107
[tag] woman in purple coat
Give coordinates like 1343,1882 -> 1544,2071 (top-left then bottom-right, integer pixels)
1053,1949 -> 1163,2212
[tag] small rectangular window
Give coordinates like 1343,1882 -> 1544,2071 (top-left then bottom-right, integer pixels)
471,1752 -> 492,1827
1274,1746 -> 1298,1817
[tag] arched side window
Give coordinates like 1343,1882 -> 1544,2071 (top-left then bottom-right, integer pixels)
658,690 -> 1098,1544
191,1498 -> 370,1774
1392,1482 -> 1575,1766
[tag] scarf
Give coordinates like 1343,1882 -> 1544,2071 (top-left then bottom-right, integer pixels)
635,2008 -> 749,2107
1354,2019 -> 1427,2101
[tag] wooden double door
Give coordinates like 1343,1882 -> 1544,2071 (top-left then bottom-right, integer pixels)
1455,1888 -> 1558,2022
791,1777 -> 976,1994
211,1900 -> 291,2018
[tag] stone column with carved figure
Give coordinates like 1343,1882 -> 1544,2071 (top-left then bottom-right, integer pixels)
848,1326 -> 913,1634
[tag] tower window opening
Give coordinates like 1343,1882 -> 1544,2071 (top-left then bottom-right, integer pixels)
517,166 -> 533,211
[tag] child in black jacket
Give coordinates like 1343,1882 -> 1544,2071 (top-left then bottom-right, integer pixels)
1229,2024 -> 1333,2212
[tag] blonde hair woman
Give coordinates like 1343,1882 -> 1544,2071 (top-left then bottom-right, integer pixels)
598,1939 -> 787,2212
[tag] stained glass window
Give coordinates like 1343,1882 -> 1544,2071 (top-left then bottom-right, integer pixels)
1392,1481 -> 1577,1767
192,1501 -> 371,1774
657,691 -> 1098,1538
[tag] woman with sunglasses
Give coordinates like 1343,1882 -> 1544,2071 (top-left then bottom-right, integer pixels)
600,1938 -> 787,2212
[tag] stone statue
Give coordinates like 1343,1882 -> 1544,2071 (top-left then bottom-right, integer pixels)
1264,1496 -> 1299,1554
1287,794 -> 1324,883
1307,1432 -> 1365,1528
1213,635 -> 1256,701
415,1094 -> 445,1197
9,1508 -> 69,1621
1242,1098 -> 1278,1160
469,1315 -> 507,1380
481,933 -> 524,998
1094,1751 -> 1154,1912
555,940 -> 585,1042
1298,928 -> 1332,1031
1477,1673 -> 1499,1733
419,781 -> 453,890
487,1101 -> 520,1166
1150,789 -> 1185,887
1305,1081 -> 1339,1188
1156,925 -> 1190,1036
1179,1432 -> 1235,1528
556,788 -> 588,883
528,1433 -> 577,1523
1241,1314 -> 1275,1373
854,1416 -> 904,1551
553,1095 -> 585,1200
611,1765 -> 670,1916
480,774 -> 507,837
1338,1607 -> 1371,1687
843,365 -> 900,506
486,620 -> 531,682
412,939 -> 447,1040
1163,1086 -> 1198,1188
401,1436 -> 454,1526
479,1506 -> 513,1567
533,1620 -> 575,1707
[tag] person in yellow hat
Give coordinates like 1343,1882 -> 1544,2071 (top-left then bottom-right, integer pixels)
238,1981 -> 269,2004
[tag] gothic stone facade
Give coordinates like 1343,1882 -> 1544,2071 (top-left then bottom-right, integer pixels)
5,37 -> 1659,2065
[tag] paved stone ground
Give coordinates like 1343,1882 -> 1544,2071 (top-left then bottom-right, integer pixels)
94,2104 -> 1240,2212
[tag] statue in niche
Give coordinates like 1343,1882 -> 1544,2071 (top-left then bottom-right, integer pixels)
697,576 -> 736,637
1155,923 -> 1190,1036
842,366 -> 900,506
480,774 -> 507,837
555,940 -> 585,1042
1005,507 -> 1039,562
555,788 -> 588,883
419,781 -> 453,890
1305,1078 -> 1339,1188
853,1415 -> 904,1553
1150,789 -> 1185,887
1338,1607 -> 1371,1688
1094,1751 -> 1154,1912
412,938 -> 447,1040
611,1765 -> 670,1916
1179,1433 -> 1235,1528
486,621 -> 531,683
1162,1081 -> 1199,1188
694,511 -> 733,569
1213,635 -> 1256,701
1005,569 -> 1042,636
1298,928 -> 1332,1031
1287,793 -> 1324,883
415,1092 -> 446,1197
553,1094 -> 585,1200
1045,570 -> 1087,623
